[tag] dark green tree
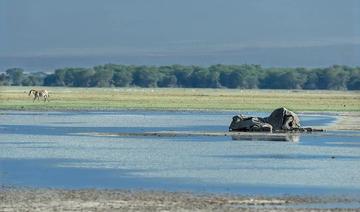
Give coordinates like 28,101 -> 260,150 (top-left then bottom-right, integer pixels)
158,73 -> 178,87
189,68 -> 210,88
91,67 -> 114,87
259,71 -> 284,89
113,70 -> 133,87
347,69 -> 360,90
43,74 -> 58,86
2,64 -> 359,90
22,72 -> 46,86
279,71 -> 306,89
0,73 -> 9,85
133,67 -> 160,87
317,66 -> 348,90
303,71 -> 319,89
72,69 -> 95,87
173,65 -> 193,87
53,69 -> 67,86
6,68 -> 24,85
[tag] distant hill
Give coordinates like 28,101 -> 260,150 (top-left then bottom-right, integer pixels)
1,44 -> 359,72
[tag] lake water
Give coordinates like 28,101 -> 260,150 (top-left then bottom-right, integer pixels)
1,110 -> 359,197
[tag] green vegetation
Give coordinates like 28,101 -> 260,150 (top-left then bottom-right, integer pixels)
0,87 -> 359,112
1,64 -> 359,90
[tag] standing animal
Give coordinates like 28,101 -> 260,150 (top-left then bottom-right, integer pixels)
28,89 -> 50,102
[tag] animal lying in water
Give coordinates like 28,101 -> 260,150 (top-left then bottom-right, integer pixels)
229,107 -> 320,132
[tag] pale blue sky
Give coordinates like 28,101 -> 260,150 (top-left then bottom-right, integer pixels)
0,0 -> 359,67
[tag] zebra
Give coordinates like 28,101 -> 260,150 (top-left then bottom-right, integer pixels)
28,89 -> 50,102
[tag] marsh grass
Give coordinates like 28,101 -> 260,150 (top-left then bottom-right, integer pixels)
0,86 -> 359,111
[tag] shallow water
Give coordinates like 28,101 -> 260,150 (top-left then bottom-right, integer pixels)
0,110 -> 359,197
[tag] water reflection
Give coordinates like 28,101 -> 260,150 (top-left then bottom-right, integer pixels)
231,133 -> 300,142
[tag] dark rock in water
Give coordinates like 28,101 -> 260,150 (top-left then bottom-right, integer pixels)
229,107 -> 318,132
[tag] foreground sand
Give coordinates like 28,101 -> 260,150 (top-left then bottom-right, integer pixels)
1,188 -> 359,212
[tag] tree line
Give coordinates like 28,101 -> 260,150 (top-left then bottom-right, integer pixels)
1,64 -> 359,90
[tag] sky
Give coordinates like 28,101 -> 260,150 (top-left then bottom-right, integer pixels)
0,0 -> 359,68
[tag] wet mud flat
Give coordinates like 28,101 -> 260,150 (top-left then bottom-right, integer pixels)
1,188 -> 360,212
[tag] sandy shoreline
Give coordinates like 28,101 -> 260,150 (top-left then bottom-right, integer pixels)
323,112 -> 360,131
1,188 -> 359,211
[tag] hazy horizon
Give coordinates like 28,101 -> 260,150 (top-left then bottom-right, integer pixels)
1,0 -> 359,71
